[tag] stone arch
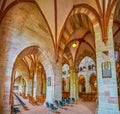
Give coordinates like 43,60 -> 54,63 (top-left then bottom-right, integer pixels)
58,5 -> 101,62
0,2 -> 54,107
10,45 -> 54,105
11,45 -> 54,86
0,2 -> 55,108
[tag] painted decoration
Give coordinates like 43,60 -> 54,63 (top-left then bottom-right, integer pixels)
101,61 -> 112,78
102,50 -> 109,60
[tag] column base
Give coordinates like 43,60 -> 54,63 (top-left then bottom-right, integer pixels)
97,108 -> 120,114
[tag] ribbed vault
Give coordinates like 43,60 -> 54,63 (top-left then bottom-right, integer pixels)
58,6 -> 97,71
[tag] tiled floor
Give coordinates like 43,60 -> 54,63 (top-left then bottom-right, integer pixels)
14,96 -> 97,114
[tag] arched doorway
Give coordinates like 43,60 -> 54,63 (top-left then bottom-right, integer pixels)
11,46 -> 48,106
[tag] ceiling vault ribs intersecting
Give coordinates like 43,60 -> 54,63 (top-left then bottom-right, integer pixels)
57,4 -> 97,62
74,31 -> 95,63
95,0 -> 118,45
21,58 -> 30,74
22,58 -> 29,67
58,4 -> 101,60
0,1 -> 119,66
28,55 -> 35,67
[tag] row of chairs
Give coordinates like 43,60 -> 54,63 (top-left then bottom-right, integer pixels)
46,102 -> 58,113
45,97 -> 76,113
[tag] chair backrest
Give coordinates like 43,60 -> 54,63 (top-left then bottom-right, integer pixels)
62,98 -> 65,102
50,103 -> 55,110
50,103 -> 58,110
66,99 -> 70,104
71,98 -> 75,102
59,101 -> 65,106
55,100 -> 59,106
46,102 -> 49,108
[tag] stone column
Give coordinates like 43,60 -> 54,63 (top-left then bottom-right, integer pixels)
0,48 -> 13,114
53,63 -> 62,101
36,69 -> 43,96
27,80 -> 32,96
75,71 -> 79,100
65,77 -> 70,92
0,62 -> 14,114
95,29 -> 119,114
42,71 -> 46,95
18,84 -> 22,93
45,62 -> 62,103
25,85 -> 28,96
70,67 -> 78,100
33,73 -> 37,98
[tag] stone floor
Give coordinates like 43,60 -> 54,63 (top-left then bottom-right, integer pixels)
14,96 -> 97,114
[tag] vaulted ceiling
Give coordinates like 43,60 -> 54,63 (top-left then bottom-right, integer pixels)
0,0 -> 120,77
